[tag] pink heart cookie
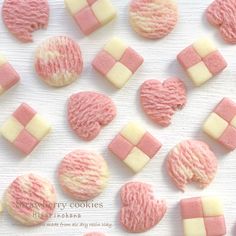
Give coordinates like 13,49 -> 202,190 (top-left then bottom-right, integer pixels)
120,182 -> 167,233
140,78 -> 187,127
68,91 -> 116,141
206,0 -> 236,43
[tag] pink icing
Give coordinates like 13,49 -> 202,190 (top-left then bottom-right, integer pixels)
68,91 -> 116,141
2,0 -> 49,42
58,150 -> 108,201
167,140 -> 218,191
120,182 -> 167,233
140,78 -> 187,127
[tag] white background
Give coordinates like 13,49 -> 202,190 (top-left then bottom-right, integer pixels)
0,0 -> 236,235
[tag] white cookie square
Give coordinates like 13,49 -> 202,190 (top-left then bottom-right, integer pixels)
65,0 -> 88,15
183,218 -> 206,236
193,38 -> 217,58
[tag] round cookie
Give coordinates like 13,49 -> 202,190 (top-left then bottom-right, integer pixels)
206,0 -> 236,44
120,182 -> 167,233
167,140 -> 218,191
35,36 -> 83,87
84,233 -> 106,236
129,0 -> 178,39
5,173 -> 56,226
58,150 -> 109,201
140,78 -> 187,127
2,0 -> 49,43
68,92 -> 116,141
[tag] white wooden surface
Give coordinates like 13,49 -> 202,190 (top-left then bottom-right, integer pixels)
0,0 -> 236,235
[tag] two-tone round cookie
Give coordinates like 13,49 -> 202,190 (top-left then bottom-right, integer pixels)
35,36 -> 83,87
5,173 -> 56,226
58,150 -> 109,201
129,0 -> 178,39
2,0 -> 49,42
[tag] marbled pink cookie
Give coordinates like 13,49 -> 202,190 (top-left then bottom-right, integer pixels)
58,150 -> 109,201
68,92 -> 116,141
206,0 -> 236,44
84,233 -> 106,236
5,173 -> 56,226
167,140 -> 218,191
120,182 -> 167,233
35,36 -> 83,87
140,78 -> 187,127
2,0 -> 49,43
129,0 -> 178,39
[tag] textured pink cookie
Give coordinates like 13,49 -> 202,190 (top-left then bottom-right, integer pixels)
58,150 -> 109,201
129,0 -> 178,39
167,140 -> 218,191
35,36 -> 83,87
5,173 -> 56,226
2,0 -> 49,43
120,182 -> 167,233
206,0 -> 236,43
140,78 -> 187,127
84,233 -> 106,236
68,92 -> 116,141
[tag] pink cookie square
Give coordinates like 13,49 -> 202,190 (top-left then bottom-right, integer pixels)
177,46 -> 201,69
13,103 -> 36,126
92,50 -> 116,76
120,47 -> 144,73
74,7 -> 101,35
136,132 -> 161,158
204,216 -> 226,236
13,129 -> 39,154
87,0 -> 97,5
0,63 -> 20,90
203,51 -> 227,75
219,125 -> 236,150
180,197 -> 203,219
214,98 -> 236,122
109,134 -> 133,160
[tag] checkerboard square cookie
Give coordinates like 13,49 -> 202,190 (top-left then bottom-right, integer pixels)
92,37 -> 144,89
0,103 -> 51,155
65,0 -> 116,35
109,122 -> 161,173
180,196 -> 226,236
177,37 -> 227,86
203,98 -> 236,150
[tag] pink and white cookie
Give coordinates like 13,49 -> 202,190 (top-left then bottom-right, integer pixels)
65,0 -> 116,35
167,140 -> 218,191
120,182 -> 167,233
58,150 -> 109,201
92,37 -> 144,89
181,196 -> 226,236
5,173 -> 56,226
203,98 -> 236,150
35,36 -> 83,87
2,0 -> 49,43
68,91 -> 116,141
140,78 -> 187,127
177,37 -> 227,86
0,103 -> 51,155
129,0 -> 178,39
84,233 -> 106,236
109,122 -> 162,173
206,0 -> 236,44
0,54 -> 20,95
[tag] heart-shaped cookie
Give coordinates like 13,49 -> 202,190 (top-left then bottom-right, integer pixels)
68,92 -> 116,141
140,77 -> 187,127
206,0 -> 236,43
120,182 -> 167,233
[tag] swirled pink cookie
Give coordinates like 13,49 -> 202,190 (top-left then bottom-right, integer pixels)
140,78 -> 187,127
68,92 -> 116,141
58,150 -> 109,201
120,182 -> 167,233
35,36 -> 83,87
84,233 -> 106,236
2,0 -> 49,42
129,0 -> 178,39
206,0 -> 236,44
167,140 -> 218,191
5,173 -> 56,226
